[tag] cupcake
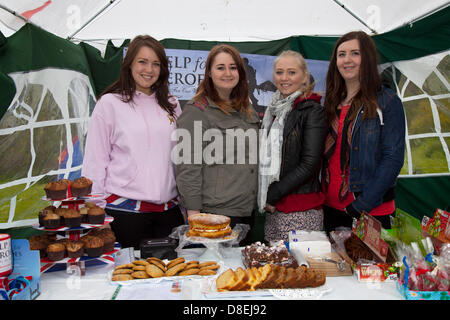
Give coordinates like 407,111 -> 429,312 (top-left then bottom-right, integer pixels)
44,180 -> 70,200
79,207 -> 89,223
87,206 -> 105,224
71,177 -> 93,198
29,235 -> 49,258
42,212 -> 61,229
96,228 -> 116,253
84,202 -> 97,209
66,240 -> 84,258
84,236 -> 104,257
38,205 -> 56,227
55,207 -> 68,226
46,242 -> 66,261
64,209 -> 81,228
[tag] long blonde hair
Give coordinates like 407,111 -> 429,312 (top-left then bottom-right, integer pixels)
274,50 -> 315,98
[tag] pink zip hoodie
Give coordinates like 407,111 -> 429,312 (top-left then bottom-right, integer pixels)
82,91 -> 181,208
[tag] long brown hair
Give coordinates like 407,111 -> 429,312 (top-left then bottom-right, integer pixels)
324,31 -> 381,124
100,35 -> 176,117
193,44 -> 251,115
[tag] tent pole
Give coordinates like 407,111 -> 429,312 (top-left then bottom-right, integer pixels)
0,3 -> 40,32
67,0 -> 119,41
332,0 -> 378,34
401,2 -> 450,27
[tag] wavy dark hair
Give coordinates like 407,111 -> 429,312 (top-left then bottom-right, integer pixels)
100,35 -> 176,117
324,31 -> 381,124
193,44 -> 251,115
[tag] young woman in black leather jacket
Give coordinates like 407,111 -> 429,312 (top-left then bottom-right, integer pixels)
258,50 -> 328,243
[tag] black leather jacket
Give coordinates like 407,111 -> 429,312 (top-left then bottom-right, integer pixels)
266,97 -> 327,206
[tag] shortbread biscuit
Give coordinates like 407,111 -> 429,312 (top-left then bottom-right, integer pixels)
165,262 -> 187,276
131,271 -> 150,279
147,257 -> 166,267
199,264 -> 219,271
148,260 -> 166,272
112,274 -> 134,281
115,263 -> 135,270
185,263 -> 199,271
167,257 -> 185,269
132,260 -> 150,266
198,269 -> 217,276
198,261 -> 217,268
113,268 -> 134,275
145,264 -> 165,278
132,265 -> 146,271
179,268 -> 200,276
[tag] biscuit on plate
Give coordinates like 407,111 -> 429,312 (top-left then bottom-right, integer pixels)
145,264 -> 165,278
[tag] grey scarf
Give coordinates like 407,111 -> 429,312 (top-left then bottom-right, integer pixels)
258,90 -> 302,212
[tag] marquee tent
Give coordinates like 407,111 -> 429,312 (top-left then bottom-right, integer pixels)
0,0 -> 449,234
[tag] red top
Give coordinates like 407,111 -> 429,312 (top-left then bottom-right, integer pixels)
324,104 -> 394,216
275,93 -> 325,214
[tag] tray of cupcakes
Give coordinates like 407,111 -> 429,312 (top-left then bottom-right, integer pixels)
42,176 -> 100,201
35,176 -> 113,231
34,202 -> 112,231
29,228 -> 119,265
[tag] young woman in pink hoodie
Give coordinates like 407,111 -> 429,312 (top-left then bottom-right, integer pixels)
82,35 -> 185,249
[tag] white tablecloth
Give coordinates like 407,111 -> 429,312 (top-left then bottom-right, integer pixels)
36,247 -> 403,300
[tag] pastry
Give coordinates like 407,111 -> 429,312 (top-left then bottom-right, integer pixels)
71,176 -> 93,197
186,213 -> 232,238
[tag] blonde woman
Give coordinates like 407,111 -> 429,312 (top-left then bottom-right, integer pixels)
259,50 -> 327,243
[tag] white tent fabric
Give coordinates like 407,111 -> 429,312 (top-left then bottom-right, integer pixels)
0,0 -> 448,47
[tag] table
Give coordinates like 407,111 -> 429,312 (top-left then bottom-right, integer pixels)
36,247 -> 403,300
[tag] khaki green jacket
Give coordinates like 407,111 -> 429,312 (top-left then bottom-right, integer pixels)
175,97 -> 260,217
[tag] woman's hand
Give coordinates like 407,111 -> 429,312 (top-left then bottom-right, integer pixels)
187,209 -> 201,216
264,204 -> 276,214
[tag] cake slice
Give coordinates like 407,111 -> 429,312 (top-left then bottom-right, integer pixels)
229,267 -> 249,291
216,268 -> 237,292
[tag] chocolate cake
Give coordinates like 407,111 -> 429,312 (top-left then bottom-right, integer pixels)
241,241 -> 298,268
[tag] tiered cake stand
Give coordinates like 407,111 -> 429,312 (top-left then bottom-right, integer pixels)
33,194 -> 120,276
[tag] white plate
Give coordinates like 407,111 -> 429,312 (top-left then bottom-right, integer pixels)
109,260 -> 224,286
269,285 -> 332,300
186,230 -> 239,244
